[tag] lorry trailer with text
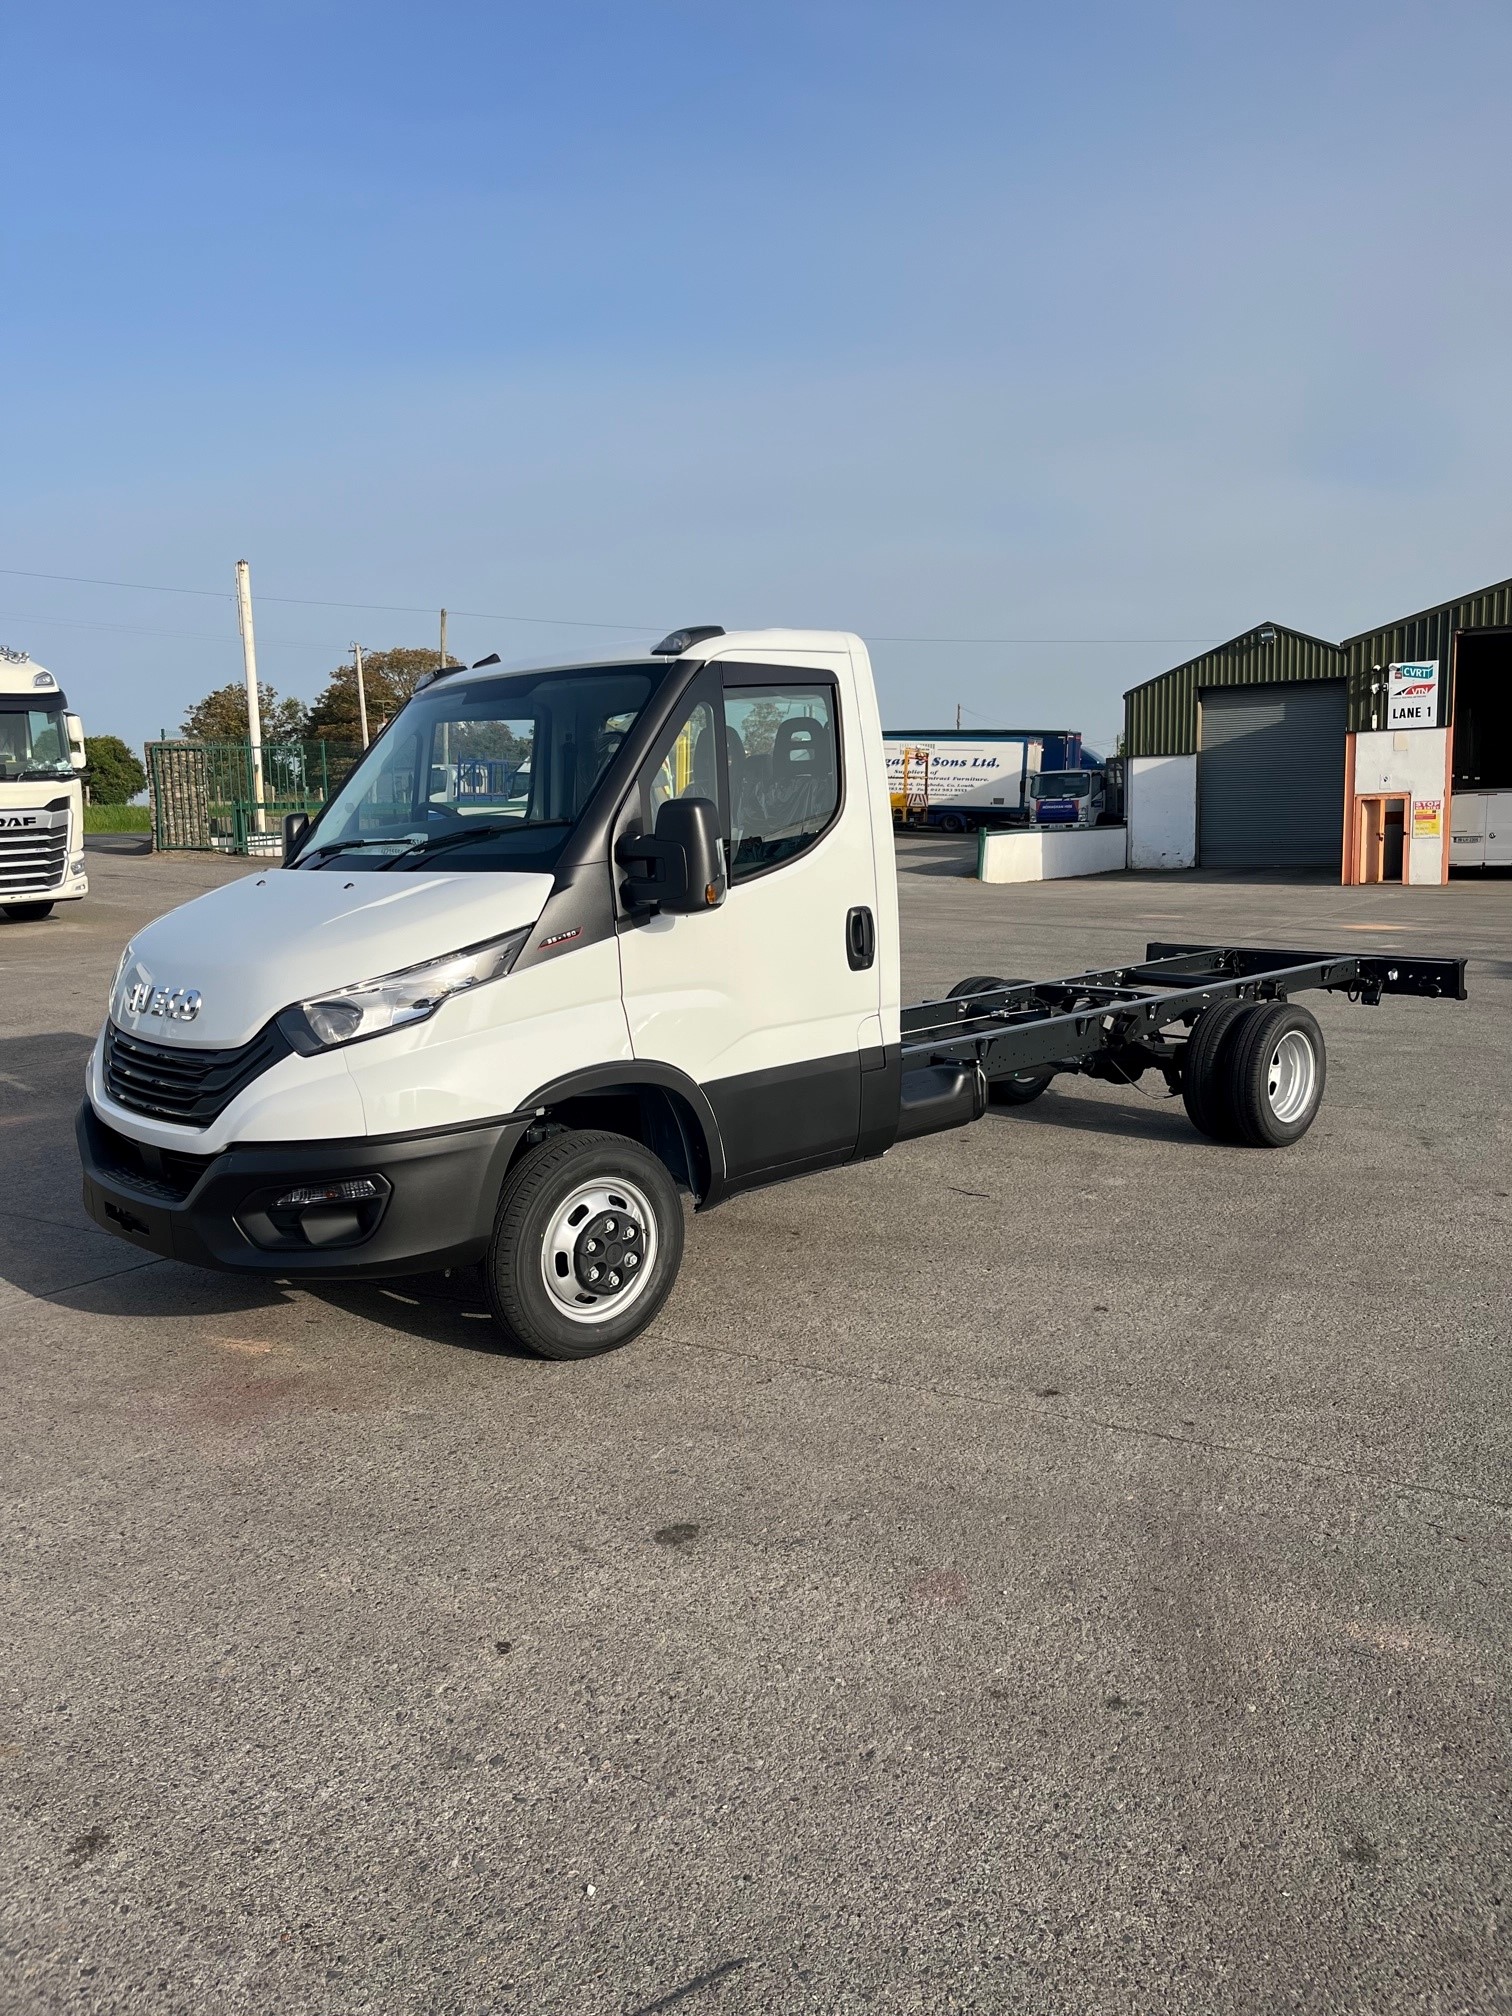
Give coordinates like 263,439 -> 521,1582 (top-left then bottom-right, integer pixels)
80,626 -> 1465,1361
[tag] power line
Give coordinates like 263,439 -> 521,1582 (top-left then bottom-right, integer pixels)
0,566 -> 1218,647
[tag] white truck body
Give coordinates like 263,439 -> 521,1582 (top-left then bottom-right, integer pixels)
0,648 -> 88,919
884,735 -> 1040,818
78,626 -> 1465,1361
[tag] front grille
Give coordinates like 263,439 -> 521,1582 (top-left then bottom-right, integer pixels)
92,1117 -> 217,1199
0,822 -> 68,893
103,1020 -> 292,1128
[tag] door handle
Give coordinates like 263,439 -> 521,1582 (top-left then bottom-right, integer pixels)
846,905 -> 875,971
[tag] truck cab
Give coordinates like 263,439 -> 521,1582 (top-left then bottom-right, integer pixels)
0,647 -> 89,921
1028,767 -> 1105,829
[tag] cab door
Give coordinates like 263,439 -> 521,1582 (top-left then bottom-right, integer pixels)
615,659 -> 883,1191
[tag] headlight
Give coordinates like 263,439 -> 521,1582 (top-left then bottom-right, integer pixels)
276,926 -> 532,1054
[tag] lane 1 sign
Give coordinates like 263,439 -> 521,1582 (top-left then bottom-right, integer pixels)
1387,660 -> 1442,729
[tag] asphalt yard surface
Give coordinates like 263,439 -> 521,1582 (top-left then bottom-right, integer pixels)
3,838 -> 1508,2015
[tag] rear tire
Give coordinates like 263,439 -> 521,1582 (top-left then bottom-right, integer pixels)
3,901 -> 54,922
1180,999 -> 1249,1140
484,1128 -> 685,1360
1225,1002 -> 1326,1147
946,975 -> 1054,1105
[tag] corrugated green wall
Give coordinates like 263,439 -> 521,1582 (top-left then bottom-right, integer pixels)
1124,624 -> 1349,757
1342,577 -> 1512,722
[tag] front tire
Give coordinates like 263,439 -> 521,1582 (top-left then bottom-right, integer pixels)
3,901 -> 54,922
485,1129 -> 685,1360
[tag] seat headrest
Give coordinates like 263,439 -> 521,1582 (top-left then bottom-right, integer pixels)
771,716 -> 831,772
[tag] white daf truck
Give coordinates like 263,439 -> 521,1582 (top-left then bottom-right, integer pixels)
0,647 -> 89,921
79,627 -> 1465,1359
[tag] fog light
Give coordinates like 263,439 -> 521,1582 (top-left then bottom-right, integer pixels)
274,1176 -> 385,1209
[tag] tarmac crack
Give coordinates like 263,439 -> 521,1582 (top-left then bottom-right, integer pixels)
657,1330 -> 1512,1517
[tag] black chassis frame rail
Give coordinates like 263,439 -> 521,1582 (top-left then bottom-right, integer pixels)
901,942 -> 1468,1085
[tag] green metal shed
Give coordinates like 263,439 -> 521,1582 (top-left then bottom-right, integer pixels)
1124,621 -> 1350,756
1341,573 -> 1512,739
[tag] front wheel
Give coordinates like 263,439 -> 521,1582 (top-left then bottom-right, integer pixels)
484,1129 -> 685,1359
3,901 -> 54,922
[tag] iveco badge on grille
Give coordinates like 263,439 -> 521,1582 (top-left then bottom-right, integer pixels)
123,980 -> 202,1022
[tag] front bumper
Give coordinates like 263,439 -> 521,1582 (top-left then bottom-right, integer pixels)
78,1101 -> 530,1278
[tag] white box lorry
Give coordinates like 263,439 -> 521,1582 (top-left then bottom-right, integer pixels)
0,647 -> 89,921
79,627 -> 1465,1359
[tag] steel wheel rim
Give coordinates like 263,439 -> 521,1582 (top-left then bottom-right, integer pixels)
1266,1029 -> 1317,1123
541,1176 -> 659,1326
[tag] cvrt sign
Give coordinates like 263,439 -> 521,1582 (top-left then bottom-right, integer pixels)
1387,661 -> 1442,729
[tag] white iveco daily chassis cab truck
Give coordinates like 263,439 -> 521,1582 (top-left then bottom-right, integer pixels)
79,627 -> 1466,1359
0,647 -> 89,920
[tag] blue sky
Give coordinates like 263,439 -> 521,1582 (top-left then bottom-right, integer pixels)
3,1 -> 1510,755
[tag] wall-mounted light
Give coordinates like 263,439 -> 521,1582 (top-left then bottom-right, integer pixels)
1258,626 -> 1277,645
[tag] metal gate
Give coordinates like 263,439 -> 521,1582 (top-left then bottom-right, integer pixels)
1197,682 -> 1347,870
146,741 -> 359,853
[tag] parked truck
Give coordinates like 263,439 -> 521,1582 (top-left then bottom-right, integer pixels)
885,729 -> 1083,832
0,647 -> 89,921
80,626 -> 1465,1360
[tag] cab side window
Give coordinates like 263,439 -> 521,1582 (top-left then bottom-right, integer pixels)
723,685 -> 840,882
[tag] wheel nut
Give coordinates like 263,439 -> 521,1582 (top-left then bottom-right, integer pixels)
586,1265 -> 600,1282
606,1271 -> 620,1289
603,1218 -> 617,1234
624,1252 -> 638,1270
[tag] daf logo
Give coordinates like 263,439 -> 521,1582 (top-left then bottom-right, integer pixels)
125,981 -> 202,1022
0,815 -> 38,828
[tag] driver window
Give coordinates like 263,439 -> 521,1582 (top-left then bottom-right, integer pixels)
723,685 -> 839,881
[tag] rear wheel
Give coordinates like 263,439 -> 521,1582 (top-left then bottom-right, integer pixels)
1225,1002 -> 1326,1147
1180,999 -> 1249,1140
946,975 -> 1055,1105
3,901 -> 54,922
484,1128 -> 685,1359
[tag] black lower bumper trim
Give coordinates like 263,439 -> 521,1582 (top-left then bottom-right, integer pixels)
77,1102 -> 530,1278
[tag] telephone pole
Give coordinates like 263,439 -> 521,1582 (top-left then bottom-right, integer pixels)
439,607 -> 448,671
234,560 -> 266,835
955,703 -> 962,730
352,642 -> 370,748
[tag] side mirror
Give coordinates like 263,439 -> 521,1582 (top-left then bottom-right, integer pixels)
283,810 -> 310,863
617,797 -> 726,914
66,714 -> 87,770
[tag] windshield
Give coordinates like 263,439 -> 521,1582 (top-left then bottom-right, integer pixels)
298,663 -> 662,872
0,701 -> 72,782
1035,772 -> 1092,797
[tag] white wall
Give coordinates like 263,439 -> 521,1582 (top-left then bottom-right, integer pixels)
1352,728 -> 1449,885
1127,755 -> 1197,869
1354,725 -> 1451,883
978,824 -> 1127,884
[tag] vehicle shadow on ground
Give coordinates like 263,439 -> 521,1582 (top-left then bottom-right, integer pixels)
300,1270 -> 535,1359
992,1087 -> 1199,1143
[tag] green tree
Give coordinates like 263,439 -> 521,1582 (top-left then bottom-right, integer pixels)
180,679 -> 308,744
306,646 -> 460,745
82,734 -> 147,804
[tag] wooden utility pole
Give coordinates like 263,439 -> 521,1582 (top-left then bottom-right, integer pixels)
352,642 -> 370,748
955,703 -> 962,730
439,607 -> 448,671
234,559 -> 266,835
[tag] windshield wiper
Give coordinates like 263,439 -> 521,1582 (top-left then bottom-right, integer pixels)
379,819 -> 570,870
294,834 -> 427,865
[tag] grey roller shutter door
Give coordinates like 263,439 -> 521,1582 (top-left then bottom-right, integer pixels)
1197,681 -> 1346,869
